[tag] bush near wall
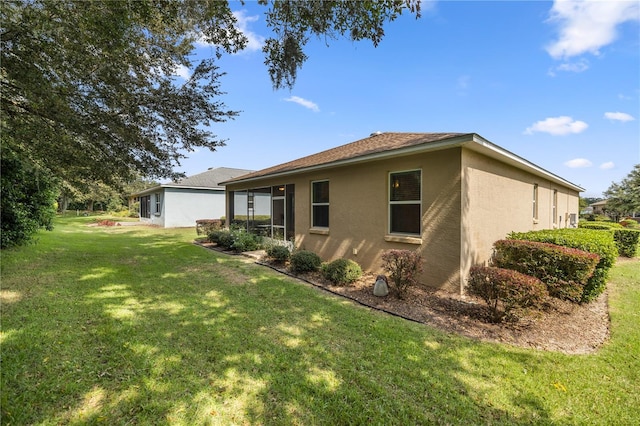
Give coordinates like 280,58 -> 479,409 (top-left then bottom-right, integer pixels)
207,227 -> 262,252
613,229 -> 640,258
265,244 -> 291,263
508,229 -> 617,302
381,249 -> 423,298
321,258 -> 362,285
492,239 -> 600,302
196,219 -> 222,235
289,250 -> 322,274
467,266 -> 549,323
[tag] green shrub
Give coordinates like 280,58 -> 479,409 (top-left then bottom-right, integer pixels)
467,266 -> 549,323
231,229 -> 261,252
208,229 -> 234,249
492,239 -> 600,302
196,219 -> 222,236
208,227 -> 262,252
321,258 -> 362,285
613,229 -> 640,258
289,250 -> 322,274
578,221 -> 621,230
508,229 -> 617,302
266,244 -> 291,262
381,249 -> 423,298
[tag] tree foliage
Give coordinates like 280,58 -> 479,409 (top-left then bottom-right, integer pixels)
1,146 -> 58,248
261,0 -> 421,89
604,164 -> 640,217
1,0 -> 246,187
1,0 -> 420,247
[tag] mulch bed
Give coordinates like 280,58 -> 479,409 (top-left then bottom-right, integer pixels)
196,241 -> 611,355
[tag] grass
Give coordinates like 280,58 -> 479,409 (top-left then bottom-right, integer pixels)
1,216 -> 638,425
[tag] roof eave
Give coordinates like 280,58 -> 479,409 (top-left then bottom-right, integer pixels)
223,133 -> 475,186
468,134 -> 585,192
130,184 -> 224,197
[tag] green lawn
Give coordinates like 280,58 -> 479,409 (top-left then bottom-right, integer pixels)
1,217 -> 638,425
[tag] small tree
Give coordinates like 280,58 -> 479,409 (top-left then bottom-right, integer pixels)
1,148 -> 58,248
381,249 -> 423,298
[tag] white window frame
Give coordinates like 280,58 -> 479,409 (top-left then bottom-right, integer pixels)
552,189 -> 558,226
155,192 -> 161,215
388,169 -> 422,236
532,184 -> 539,222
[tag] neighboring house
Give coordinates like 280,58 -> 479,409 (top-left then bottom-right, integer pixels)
221,132 -> 583,294
589,200 -> 608,215
131,167 -> 253,228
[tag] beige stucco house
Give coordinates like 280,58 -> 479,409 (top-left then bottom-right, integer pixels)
222,133 -> 583,294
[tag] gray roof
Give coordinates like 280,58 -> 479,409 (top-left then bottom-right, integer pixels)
132,167 -> 253,196
170,167 -> 254,189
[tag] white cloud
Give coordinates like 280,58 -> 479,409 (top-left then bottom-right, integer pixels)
283,96 -> 320,112
524,116 -> 588,135
174,64 -> 191,80
546,0 -> 640,59
600,161 -> 615,170
565,158 -> 593,168
232,10 -> 265,52
604,111 -> 635,122
195,10 -> 265,53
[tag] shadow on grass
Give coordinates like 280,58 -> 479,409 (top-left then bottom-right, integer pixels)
1,226 -> 554,424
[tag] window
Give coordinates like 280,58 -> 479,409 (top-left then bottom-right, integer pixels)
552,189 -> 558,225
532,184 -> 539,221
389,170 -> 421,235
155,192 -> 161,215
311,180 -> 329,228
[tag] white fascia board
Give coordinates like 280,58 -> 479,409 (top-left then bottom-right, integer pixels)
131,185 -> 223,197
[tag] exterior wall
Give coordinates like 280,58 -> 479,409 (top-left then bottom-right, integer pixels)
460,148 -> 580,293
139,188 -> 226,228
227,148 -> 463,291
163,188 -> 225,228
139,191 -> 165,227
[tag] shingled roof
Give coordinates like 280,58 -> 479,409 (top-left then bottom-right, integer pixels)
221,132 -> 584,192
222,132 -> 469,184
132,167 -> 254,197
169,167 -> 254,189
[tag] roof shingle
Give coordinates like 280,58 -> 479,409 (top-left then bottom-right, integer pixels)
224,132 -> 469,183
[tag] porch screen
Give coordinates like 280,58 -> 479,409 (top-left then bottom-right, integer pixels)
389,170 -> 421,234
140,195 -> 151,219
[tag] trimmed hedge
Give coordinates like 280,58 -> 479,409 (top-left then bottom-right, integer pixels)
321,258 -> 363,285
492,239 -> 600,302
289,250 -> 322,274
467,266 -> 549,323
578,221 -> 621,230
508,229 -> 617,302
613,229 -> 640,258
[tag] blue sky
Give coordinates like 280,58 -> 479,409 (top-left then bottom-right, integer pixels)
175,0 -> 639,199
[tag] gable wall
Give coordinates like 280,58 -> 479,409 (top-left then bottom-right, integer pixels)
460,148 -> 580,292
163,188 -> 225,228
